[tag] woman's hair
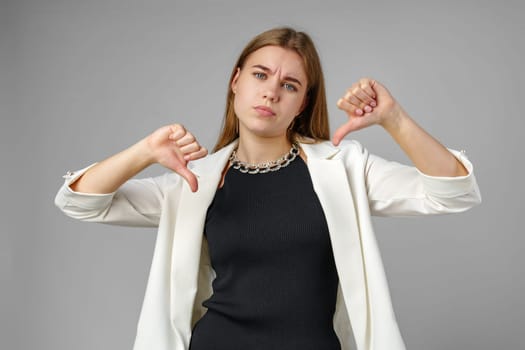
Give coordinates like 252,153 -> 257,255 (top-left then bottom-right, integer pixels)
213,27 -> 330,152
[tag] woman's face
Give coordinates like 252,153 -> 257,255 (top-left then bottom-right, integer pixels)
231,45 -> 308,140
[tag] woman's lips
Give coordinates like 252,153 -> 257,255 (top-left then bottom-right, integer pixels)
254,106 -> 276,117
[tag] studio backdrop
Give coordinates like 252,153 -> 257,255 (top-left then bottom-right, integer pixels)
2,0 -> 523,349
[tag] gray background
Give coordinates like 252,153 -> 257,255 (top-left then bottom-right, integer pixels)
2,0 -> 523,349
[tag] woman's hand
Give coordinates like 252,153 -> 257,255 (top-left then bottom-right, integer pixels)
145,124 -> 208,192
332,78 -> 402,145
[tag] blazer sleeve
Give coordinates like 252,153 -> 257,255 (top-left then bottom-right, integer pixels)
54,164 -> 181,227
362,145 -> 482,217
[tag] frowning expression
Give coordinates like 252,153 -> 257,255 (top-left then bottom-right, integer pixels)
231,45 -> 308,140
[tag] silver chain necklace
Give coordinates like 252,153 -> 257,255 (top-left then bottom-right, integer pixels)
229,142 -> 300,174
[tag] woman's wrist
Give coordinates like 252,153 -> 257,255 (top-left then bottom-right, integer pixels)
379,103 -> 409,136
134,137 -> 159,168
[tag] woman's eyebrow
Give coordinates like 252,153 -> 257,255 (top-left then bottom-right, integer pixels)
251,64 -> 303,87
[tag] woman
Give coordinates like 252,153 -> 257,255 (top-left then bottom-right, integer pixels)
55,27 -> 481,350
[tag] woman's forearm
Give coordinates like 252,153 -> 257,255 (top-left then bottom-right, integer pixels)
381,105 -> 468,177
69,138 -> 155,194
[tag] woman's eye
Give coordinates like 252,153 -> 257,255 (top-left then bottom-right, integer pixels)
283,83 -> 297,92
254,72 -> 266,79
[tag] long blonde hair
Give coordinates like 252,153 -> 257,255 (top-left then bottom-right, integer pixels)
213,27 -> 330,152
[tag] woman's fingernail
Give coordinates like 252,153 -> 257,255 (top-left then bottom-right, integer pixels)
356,109 -> 363,115
364,106 -> 372,113
171,130 -> 184,140
370,101 -> 377,107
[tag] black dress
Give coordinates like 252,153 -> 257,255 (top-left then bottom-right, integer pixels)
189,156 -> 341,350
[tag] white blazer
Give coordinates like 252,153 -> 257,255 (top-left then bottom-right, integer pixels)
55,139 -> 481,350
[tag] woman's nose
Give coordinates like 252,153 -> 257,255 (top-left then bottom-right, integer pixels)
262,81 -> 280,102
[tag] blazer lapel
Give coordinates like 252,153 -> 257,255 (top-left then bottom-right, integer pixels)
302,142 -> 369,350
169,142 -> 237,345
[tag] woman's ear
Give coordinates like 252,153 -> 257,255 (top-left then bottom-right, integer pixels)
231,67 -> 240,93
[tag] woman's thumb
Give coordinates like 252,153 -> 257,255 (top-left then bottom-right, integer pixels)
176,166 -> 199,192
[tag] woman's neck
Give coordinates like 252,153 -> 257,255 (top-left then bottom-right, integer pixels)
235,135 -> 293,165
